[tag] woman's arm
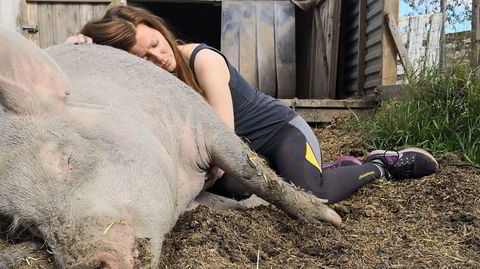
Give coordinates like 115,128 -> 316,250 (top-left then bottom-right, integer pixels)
192,48 -> 234,130
191,48 -> 233,182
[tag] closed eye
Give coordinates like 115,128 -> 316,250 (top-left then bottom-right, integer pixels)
67,151 -> 74,170
151,39 -> 158,48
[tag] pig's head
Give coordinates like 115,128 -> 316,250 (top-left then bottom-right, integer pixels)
0,115 -> 169,268
0,27 -> 171,268
0,115 -> 170,268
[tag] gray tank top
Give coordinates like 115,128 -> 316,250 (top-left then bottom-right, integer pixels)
189,44 -> 296,151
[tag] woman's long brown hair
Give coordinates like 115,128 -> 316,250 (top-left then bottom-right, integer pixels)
80,5 -> 203,96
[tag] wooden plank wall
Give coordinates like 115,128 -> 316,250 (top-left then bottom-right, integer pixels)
407,15 -> 426,70
322,0 -> 341,98
426,14 -> 443,65
295,0 -> 341,99
11,0 -> 294,98
20,0 -> 40,44
256,1 -> 276,97
397,13 -> 443,80
20,1 -> 108,48
0,0 -> 23,31
221,0 -> 295,98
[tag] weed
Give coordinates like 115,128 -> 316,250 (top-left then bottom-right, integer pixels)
354,63 -> 480,164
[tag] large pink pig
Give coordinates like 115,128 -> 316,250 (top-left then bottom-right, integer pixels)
0,26 -> 340,268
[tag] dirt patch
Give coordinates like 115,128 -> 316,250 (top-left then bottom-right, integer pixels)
135,237 -> 154,266
2,123 -> 479,268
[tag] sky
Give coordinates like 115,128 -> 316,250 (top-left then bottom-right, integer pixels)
399,0 -> 471,33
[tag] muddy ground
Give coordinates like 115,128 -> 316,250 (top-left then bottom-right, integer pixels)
1,122 -> 479,268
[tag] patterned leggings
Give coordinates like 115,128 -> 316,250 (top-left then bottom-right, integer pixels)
208,116 -> 381,204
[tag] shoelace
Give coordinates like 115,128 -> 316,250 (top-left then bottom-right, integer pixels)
381,149 -> 416,180
380,148 -> 399,180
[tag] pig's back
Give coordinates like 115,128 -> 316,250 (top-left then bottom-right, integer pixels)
46,44 -> 206,124
45,44 -> 217,156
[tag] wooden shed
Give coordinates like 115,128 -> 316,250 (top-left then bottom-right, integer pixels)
0,0 -> 399,122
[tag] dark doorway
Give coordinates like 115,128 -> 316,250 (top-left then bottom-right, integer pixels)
130,1 -> 222,50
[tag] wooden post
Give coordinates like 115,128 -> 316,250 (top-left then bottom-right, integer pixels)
472,0 -> 480,68
385,12 -> 412,77
439,0 -> 446,70
381,0 -> 399,85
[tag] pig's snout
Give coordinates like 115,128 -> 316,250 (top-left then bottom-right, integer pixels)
61,242 -> 138,269
54,220 -> 143,269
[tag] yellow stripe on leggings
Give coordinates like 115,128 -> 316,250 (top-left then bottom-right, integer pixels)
305,143 -> 321,172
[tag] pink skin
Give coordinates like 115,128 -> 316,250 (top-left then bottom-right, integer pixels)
91,224 -> 138,268
129,24 -> 177,72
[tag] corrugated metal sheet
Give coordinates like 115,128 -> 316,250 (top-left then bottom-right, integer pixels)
341,0 -> 360,97
339,0 -> 384,98
363,0 -> 383,92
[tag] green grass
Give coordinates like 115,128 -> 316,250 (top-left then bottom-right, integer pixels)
354,63 -> 480,164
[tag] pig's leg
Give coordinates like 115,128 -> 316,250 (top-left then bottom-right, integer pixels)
193,191 -> 268,211
207,128 -> 342,226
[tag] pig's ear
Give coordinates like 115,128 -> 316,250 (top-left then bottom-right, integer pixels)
0,76 -> 57,114
0,26 -> 70,115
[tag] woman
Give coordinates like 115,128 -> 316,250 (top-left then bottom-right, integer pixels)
66,5 -> 439,203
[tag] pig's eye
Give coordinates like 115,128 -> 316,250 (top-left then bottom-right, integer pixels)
41,143 -> 75,181
66,151 -> 74,170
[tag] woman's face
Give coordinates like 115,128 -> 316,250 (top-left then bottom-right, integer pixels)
129,24 -> 176,72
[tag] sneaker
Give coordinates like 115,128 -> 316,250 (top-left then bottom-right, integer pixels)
365,148 -> 439,180
322,156 -> 362,170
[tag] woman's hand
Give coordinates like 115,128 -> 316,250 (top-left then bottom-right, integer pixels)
64,34 -> 93,45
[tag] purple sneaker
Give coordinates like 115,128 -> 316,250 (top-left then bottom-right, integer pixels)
322,156 -> 362,170
365,148 -> 439,180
